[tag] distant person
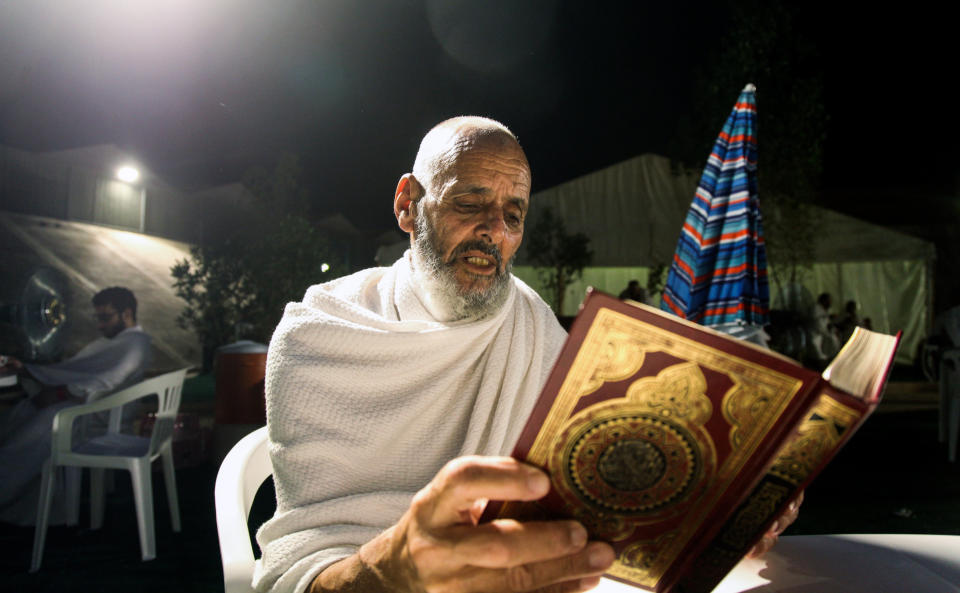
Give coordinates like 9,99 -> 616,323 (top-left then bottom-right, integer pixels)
835,299 -> 862,343
809,292 -> 840,365
0,286 -> 152,525
921,305 -> 960,381
931,305 -> 960,348
619,279 -> 647,303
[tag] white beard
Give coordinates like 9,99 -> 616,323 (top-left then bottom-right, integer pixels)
410,210 -> 513,322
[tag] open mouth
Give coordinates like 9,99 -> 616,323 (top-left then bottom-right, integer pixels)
448,240 -> 503,276
461,253 -> 497,274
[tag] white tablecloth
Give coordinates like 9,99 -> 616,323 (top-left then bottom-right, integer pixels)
595,534 -> 960,592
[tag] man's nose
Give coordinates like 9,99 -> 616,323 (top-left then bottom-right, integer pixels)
476,207 -> 506,243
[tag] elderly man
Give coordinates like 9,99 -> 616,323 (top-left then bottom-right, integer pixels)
0,286 -> 152,524
256,117 -> 794,593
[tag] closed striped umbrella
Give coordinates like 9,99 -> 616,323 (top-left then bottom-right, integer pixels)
661,83 -> 769,331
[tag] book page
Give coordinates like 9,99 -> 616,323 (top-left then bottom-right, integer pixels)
822,327 -> 900,399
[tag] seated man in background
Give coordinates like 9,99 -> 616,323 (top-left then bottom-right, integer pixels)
257,117 -> 797,593
0,286 -> 152,525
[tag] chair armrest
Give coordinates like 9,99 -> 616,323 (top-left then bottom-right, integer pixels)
50,369 -> 188,455
215,426 -> 271,593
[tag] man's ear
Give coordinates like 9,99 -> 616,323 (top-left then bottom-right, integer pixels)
394,173 -> 421,234
121,308 -> 136,328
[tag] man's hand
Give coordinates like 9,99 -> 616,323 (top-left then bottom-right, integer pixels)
313,456 -> 616,593
29,386 -> 80,409
746,490 -> 804,559
0,355 -> 23,373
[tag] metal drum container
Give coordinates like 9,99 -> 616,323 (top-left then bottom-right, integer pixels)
212,340 -> 268,463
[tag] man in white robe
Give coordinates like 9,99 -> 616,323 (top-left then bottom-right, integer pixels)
255,117 -> 620,593
809,292 -> 840,365
0,286 -> 152,525
256,117 -> 796,593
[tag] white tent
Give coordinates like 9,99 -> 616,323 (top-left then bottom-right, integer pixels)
513,154 -> 935,364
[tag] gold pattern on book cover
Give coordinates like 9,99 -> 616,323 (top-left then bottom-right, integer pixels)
681,480 -> 794,592
550,363 -> 716,524
770,394 -> 860,485
621,531 -> 679,577
722,376 -> 791,450
720,481 -> 792,550
511,308 -> 806,588
679,394 -> 862,592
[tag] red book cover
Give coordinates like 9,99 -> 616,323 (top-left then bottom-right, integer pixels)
484,289 -> 899,592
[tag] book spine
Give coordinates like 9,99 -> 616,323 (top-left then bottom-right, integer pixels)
671,388 -> 871,593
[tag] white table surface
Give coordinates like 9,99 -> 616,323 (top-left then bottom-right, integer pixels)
594,534 -> 960,592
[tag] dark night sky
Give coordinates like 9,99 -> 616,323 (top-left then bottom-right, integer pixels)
1,0 -> 956,235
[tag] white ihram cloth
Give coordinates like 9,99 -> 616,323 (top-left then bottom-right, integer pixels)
22,325 -> 153,400
254,253 -> 567,593
0,326 -> 152,525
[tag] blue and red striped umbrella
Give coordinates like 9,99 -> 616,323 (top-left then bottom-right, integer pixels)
661,83 -> 769,330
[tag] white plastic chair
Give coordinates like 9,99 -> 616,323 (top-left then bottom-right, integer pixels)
30,368 -> 188,571
215,425 -> 271,593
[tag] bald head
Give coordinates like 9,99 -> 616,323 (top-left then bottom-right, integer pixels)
394,116 -> 531,320
411,116 -> 528,199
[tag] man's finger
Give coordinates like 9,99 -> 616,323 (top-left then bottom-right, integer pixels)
444,519 -> 588,568
503,541 -> 614,590
442,541 -> 615,592
746,532 -> 777,559
422,456 -> 551,527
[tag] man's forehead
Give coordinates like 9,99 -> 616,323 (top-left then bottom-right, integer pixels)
442,123 -> 523,158
450,139 -> 530,177
440,164 -> 531,208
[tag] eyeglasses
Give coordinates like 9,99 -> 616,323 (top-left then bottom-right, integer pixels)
94,311 -> 119,323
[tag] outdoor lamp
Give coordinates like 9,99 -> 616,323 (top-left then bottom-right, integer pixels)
117,166 -> 140,183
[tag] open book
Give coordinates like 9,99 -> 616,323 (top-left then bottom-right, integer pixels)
484,289 -> 900,593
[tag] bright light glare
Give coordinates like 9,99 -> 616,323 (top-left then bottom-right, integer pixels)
321,263 -> 330,273
117,166 -> 140,183
113,228 -> 153,247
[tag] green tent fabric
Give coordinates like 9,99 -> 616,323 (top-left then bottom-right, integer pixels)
516,154 -> 934,364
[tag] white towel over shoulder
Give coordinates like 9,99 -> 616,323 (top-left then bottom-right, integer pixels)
254,252 -> 566,593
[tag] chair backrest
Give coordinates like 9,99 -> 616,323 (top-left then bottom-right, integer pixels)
215,425 -> 271,593
103,370 -> 148,434
51,368 -> 188,459
145,370 -> 187,457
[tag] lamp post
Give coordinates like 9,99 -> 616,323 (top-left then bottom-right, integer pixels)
116,166 -> 145,233
139,186 -> 146,233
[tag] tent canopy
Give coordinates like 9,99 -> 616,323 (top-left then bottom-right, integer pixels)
519,153 -> 934,267
514,154 -> 935,364
520,154 -> 700,268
